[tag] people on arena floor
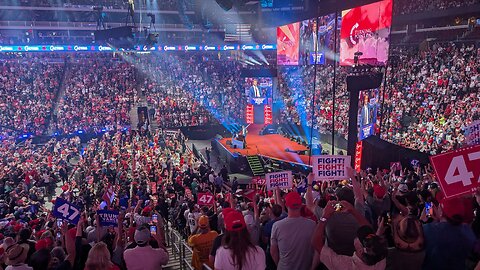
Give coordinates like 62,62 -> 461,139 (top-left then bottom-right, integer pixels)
0,126 -> 479,270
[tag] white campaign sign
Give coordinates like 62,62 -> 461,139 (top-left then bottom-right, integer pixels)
313,155 -> 351,181
465,120 -> 480,146
265,171 -> 293,191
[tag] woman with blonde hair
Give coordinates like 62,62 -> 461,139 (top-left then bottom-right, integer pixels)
85,242 -> 119,270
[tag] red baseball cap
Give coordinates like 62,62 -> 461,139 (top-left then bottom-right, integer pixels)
224,211 -> 246,232
440,196 -> 474,223
142,206 -> 152,215
285,192 -> 302,209
222,207 -> 235,217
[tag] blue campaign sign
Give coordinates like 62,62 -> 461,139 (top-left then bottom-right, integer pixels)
52,198 -> 81,225
97,210 -> 119,227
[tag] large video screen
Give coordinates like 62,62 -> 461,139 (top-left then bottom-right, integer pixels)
244,77 -> 273,105
340,0 -> 392,66
277,22 -> 300,65
299,14 -> 337,65
358,88 -> 380,140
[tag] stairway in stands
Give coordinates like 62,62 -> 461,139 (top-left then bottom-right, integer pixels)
247,155 -> 265,176
163,227 -> 194,270
47,58 -> 70,136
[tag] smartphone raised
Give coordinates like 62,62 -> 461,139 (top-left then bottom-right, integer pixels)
152,214 -> 158,223
56,219 -> 63,227
56,232 -> 62,240
150,225 -> 157,235
425,202 -> 432,216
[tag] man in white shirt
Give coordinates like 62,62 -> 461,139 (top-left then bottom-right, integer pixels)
312,201 -> 387,270
124,224 -> 169,270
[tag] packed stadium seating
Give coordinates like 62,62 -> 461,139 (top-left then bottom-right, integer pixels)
0,54 -> 64,138
53,54 -> 136,134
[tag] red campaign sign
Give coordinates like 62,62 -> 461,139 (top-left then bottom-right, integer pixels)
251,176 -> 266,186
150,182 -> 157,194
354,141 -> 363,172
430,144 -> 480,199
197,192 -> 214,206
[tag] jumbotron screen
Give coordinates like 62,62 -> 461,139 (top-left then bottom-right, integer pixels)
340,0 -> 393,66
276,22 -> 301,65
244,77 -> 273,105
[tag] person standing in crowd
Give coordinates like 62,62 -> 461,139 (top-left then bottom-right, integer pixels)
306,172 -> 360,256
262,204 -> 285,269
188,215 -> 218,270
5,243 -> 32,270
270,191 -> 316,270
123,220 -> 169,270
422,196 -> 476,270
85,242 -> 119,270
214,210 -> 265,270
313,200 -> 388,269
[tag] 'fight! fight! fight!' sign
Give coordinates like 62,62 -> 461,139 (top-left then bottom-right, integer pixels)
313,155 -> 351,181
266,171 -> 293,191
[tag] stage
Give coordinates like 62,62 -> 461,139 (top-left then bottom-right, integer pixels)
218,124 -> 312,165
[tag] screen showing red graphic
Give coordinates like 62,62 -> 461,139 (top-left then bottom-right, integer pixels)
277,22 -> 301,65
340,0 -> 392,66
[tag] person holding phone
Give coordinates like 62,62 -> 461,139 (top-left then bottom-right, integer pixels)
123,214 -> 168,270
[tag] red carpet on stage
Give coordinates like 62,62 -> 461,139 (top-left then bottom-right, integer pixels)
218,124 -> 311,165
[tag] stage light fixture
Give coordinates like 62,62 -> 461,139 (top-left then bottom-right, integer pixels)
216,0 -> 233,11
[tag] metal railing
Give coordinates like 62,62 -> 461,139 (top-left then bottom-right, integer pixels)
166,227 -> 213,270
167,227 -> 193,270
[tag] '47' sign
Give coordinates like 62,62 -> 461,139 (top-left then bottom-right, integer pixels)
430,144 -> 480,199
197,192 -> 214,206
52,198 -> 81,224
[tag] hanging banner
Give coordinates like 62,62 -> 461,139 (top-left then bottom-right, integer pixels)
313,155 -> 352,181
265,171 -> 293,191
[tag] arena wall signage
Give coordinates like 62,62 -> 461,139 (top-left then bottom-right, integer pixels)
0,44 -> 276,53
313,155 -> 352,181
430,144 -> 480,199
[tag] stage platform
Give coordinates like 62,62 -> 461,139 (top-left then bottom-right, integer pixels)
218,124 -> 312,165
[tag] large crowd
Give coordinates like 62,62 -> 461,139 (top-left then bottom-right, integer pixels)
393,0 -> 479,15
0,54 -> 64,138
277,41 -> 479,155
382,42 -> 479,154
0,40 -> 477,155
54,54 -> 136,135
136,54 -> 245,128
0,127 -> 480,270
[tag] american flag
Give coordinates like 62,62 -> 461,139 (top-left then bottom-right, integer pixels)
102,185 -> 115,206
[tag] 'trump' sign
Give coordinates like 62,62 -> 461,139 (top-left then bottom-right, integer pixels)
313,155 -> 351,181
265,171 -> 293,191
97,210 -> 119,227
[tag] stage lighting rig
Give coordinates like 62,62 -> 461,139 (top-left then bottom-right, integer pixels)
125,0 -> 135,26
147,13 -> 156,31
94,6 -> 106,30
